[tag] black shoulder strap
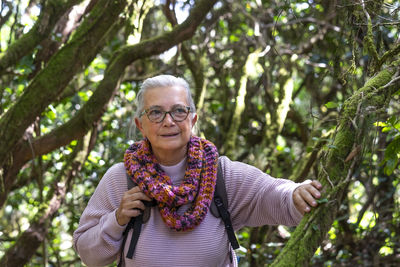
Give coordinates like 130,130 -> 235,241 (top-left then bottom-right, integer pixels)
127,173 -> 136,190
126,174 -> 152,223
210,159 -> 228,217
119,173 -> 151,265
212,159 -> 240,250
118,216 -> 136,267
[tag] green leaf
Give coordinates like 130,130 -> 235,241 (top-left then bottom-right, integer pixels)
387,116 -> 397,125
45,110 -> 56,120
382,127 -> 392,133
312,223 -> 320,231
325,101 -> 338,108
374,121 -> 388,127
229,34 -> 240,42
385,137 -> 400,160
384,158 -> 398,175
316,198 -> 328,204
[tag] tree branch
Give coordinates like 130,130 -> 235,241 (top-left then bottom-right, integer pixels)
0,0 -> 82,75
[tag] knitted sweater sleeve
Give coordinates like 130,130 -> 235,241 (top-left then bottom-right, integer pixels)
73,163 -> 127,266
219,156 -> 304,230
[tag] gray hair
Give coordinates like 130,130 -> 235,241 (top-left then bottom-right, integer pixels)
135,75 -> 196,119
128,75 -> 197,140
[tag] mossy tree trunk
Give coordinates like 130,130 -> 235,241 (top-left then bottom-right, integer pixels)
0,0 -> 83,75
270,63 -> 399,267
223,48 -> 261,158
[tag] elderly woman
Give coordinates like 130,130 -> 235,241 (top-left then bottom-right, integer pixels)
73,75 -> 322,267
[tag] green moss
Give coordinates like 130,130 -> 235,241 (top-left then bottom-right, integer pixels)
68,0 -> 112,41
363,68 -> 393,89
363,15 -> 379,64
271,207 -> 332,266
323,127 -> 353,180
378,43 -> 400,68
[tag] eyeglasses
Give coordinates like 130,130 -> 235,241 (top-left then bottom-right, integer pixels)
140,105 -> 191,123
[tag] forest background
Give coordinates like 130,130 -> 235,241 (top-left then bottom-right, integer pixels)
0,0 -> 399,266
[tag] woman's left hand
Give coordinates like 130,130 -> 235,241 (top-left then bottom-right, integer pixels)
293,180 -> 323,215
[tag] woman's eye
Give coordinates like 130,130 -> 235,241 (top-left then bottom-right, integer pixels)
174,107 -> 186,114
149,109 -> 162,116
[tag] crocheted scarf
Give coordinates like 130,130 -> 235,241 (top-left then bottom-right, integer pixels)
124,135 -> 218,231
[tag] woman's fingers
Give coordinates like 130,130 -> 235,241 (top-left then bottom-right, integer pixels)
124,186 -> 151,201
121,199 -> 145,210
125,190 -> 152,203
120,208 -> 142,219
293,180 -> 323,215
310,180 -> 323,192
293,189 -> 310,214
116,186 -> 152,226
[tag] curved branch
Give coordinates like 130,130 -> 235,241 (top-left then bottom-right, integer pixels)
0,0 -> 82,75
378,42 -> 400,69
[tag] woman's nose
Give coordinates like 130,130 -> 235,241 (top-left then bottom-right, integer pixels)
162,112 -> 175,125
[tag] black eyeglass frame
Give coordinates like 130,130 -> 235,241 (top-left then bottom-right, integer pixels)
140,105 -> 192,123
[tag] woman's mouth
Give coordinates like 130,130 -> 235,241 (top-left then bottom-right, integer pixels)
161,133 -> 179,137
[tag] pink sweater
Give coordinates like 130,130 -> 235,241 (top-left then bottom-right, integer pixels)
73,156 -> 303,266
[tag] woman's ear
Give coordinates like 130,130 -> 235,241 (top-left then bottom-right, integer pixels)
135,117 -> 145,137
191,113 -> 198,128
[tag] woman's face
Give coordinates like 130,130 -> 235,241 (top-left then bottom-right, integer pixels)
135,85 -> 197,164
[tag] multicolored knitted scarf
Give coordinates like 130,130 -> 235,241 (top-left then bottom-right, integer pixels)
124,135 -> 218,231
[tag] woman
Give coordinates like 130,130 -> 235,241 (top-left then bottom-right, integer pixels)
73,75 -> 322,267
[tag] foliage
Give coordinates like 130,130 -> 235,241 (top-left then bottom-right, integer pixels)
0,0 -> 399,266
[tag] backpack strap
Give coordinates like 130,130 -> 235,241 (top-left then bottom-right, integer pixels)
211,159 -> 240,250
117,215 -> 136,267
210,159 -> 228,217
118,173 -> 155,266
126,174 -> 152,222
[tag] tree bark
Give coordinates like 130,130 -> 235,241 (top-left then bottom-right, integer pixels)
224,48 -> 261,158
0,0 -> 220,209
0,0 -> 128,170
0,0 -> 82,75
270,63 -> 399,266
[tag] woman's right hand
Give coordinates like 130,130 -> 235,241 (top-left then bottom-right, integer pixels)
116,186 -> 152,226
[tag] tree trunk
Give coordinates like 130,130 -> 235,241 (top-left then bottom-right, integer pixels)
224,48 -> 261,158
270,63 -> 399,267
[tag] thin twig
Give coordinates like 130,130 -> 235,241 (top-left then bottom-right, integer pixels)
320,162 -> 334,188
344,156 -> 358,183
379,73 -> 400,90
